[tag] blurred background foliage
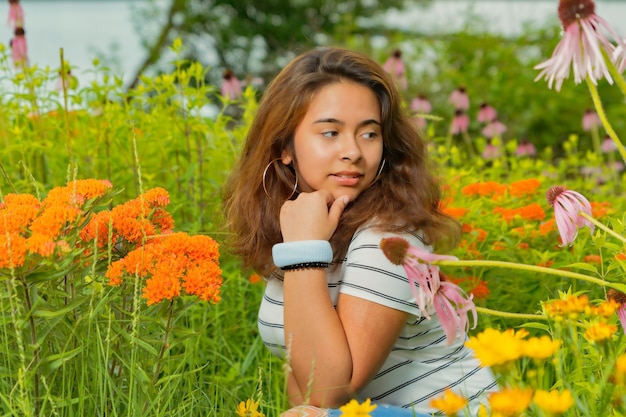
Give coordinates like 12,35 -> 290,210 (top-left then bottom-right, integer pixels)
127,0 -> 624,154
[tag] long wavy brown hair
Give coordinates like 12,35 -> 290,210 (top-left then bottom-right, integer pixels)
222,47 -> 460,276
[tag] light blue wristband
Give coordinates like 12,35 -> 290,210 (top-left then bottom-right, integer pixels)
272,240 -> 333,268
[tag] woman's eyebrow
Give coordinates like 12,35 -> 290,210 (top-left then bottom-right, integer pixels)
313,118 -> 381,127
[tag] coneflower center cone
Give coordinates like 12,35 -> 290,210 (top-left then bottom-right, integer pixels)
558,0 -> 595,28
546,185 -> 567,206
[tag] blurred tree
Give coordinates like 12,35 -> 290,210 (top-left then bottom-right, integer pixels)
126,0 -> 431,91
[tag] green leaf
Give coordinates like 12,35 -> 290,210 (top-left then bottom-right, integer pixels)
564,263 -> 599,274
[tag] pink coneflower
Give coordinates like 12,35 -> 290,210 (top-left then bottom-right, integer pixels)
477,102 -> 497,123
220,68 -> 242,100
481,119 -> 507,139
545,186 -> 594,246
482,140 -> 501,159
10,27 -> 27,67
582,109 -> 601,131
534,0 -> 626,91
450,110 -> 469,135
515,139 -> 537,157
7,0 -> 24,29
448,86 -> 469,110
380,237 -> 476,345
383,49 -> 408,90
411,94 -> 432,114
602,135 -> 618,153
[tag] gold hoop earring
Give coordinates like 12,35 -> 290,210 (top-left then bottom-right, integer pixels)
262,158 -> 298,200
372,159 -> 386,184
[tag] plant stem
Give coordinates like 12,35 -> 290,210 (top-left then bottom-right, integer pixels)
433,259 -> 626,293
475,306 -> 546,321
586,75 -> 626,163
580,212 -> 626,245
19,274 -> 40,416
143,299 -> 175,413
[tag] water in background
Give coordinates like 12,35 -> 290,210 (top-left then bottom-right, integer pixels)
3,0 -> 626,88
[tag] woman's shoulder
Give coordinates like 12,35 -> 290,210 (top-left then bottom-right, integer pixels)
349,223 -> 429,252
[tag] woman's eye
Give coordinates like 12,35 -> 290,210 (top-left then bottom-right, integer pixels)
322,131 -> 338,138
362,131 -> 379,140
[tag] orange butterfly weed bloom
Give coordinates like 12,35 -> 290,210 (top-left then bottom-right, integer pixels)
105,232 -> 222,305
539,219 -> 556,236
461,181 -> 507,198
1,179 -> 112,269
590,201 -> 612,218
82,187 -> 174,247
583,254 -> 602,264
442,206 -> 469,220
508,178 -> 541,198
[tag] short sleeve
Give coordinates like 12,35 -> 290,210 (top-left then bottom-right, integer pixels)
339,227 -> 429,318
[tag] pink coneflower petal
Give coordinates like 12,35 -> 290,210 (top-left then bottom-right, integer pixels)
383,49 -> 408,90
535,2 -> 622,91
602,135 -> 618,153
613,38 -> 626,72
448,87 -> 469,111
546,186 -> 594,246
411,95 -> 432,113
515,140 -> 536,157
482,142 -> 501,159
451,111 -> 470,135
434,282 -> 477,345
221,69 -> 243,100
380,237 -> 473,344
477,102 -> 497,123
482,120 -> 507,139
582,109 -> 601,131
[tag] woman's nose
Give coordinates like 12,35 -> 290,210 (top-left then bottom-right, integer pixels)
339,135 -> 362,161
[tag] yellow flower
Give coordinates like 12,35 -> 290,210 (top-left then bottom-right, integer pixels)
236,399 -> 265,417
339,399 -> 377,417
489,387 -> 533,416
584,322 -> 618,343
533,389 -> 574,415
465,328 -> 525,367
522,336 -> 561,360
543,295 -> 588,320
430,389 -> 468,416
588,299 -> 621,318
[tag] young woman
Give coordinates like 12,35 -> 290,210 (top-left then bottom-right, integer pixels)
222,47 -> 496,416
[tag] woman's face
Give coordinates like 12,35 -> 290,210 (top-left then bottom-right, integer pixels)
281,81 -> 383,202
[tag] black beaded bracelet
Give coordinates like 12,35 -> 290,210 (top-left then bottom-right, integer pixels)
281,262 -> 329,271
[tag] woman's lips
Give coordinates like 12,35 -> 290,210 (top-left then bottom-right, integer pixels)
331,172 -> 362,186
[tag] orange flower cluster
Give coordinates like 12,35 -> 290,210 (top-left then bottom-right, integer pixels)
493,203 -> 546,222
80,187 -> 174,248
105,232 -> 222,305
1,179 -> 112,269
461,178 -> 541,200
590,201 -> 613,218
461,181 -> 507,198
508,178 -> 541,198
462,224 -> 488,242
447,275 -> 490,300
442,206 -> 469,220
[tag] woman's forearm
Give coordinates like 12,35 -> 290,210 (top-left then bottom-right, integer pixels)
283,268 -> 353,407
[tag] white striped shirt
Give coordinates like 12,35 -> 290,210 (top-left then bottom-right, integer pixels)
258,226 -> 497,414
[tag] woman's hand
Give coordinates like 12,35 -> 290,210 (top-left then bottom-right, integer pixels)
279,190 -> 350,242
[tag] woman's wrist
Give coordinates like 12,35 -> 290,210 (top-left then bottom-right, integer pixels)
272,240 -> 333,269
